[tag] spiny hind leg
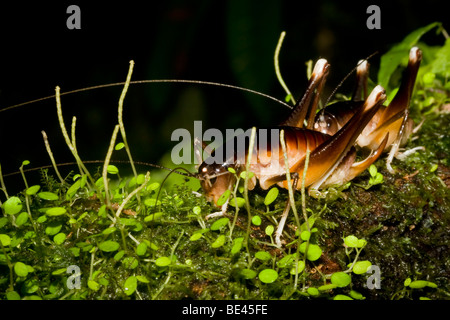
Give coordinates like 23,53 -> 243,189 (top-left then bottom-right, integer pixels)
386,110 -> 424,173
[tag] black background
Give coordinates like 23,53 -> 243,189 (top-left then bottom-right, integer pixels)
0,1 -> 447,191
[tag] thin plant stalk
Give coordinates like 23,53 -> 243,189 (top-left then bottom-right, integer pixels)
102,124 -> 120,209
274,31 -> 295,105
243,127 -> 257,267
117,61 -> 138,179
41,131 -> 65,184
0,163 -> 9,200
55,86 -> 100,200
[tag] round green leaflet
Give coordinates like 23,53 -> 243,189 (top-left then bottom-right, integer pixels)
88,280 -> 100,291
53,233 -> 66,245
216,189 -> 231,206
240,269 -> 257,280
2,196 -> 23,215
210,217 -> 229,231
211,235 -> 226,248
290,260 -> 306,275
26,185 -> 41,195
136,242 -> 147,256
98,240 -> 120,252
46,207 -> 67,216
16,211 -> 29,226
333,294 -> 353,300
251,215 -> 262,226
0,234 -> 11,246
299,242 -> 322,261
107,165 -> 119,175
258,269 -> 278,284
155,256 -> 172,267
255,251 -> 272,261
38,192 -> 59,201
115,142 -> 125,150
265,225 -> 274,236
124,276 -> 137,296
6,291 -> 21,300
264,187 -> 279,206
353,260 -> 372,274
331,272 -> 351,288
14,262 -> 29,277
344,235 -> 359,248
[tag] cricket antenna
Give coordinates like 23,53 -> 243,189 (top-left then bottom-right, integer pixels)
323,51 -> 378,107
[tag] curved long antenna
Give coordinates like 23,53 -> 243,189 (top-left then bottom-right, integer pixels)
0,79 -> 292,114
323,51 -> 379,107
2,159 -> 198,179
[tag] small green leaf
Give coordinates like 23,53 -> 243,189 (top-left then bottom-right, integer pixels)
318,283 -> 338,291
227,167 -> 236,174
300,230 -> 311,241
409,280 -> 438,289
155,256 -> 172,267
6,291 -> 21,300
114,250 -> 125,261
124,276 -> 137,296
307,287 -> 319,296
299,243 -> 322,261
210,217 -> 229,231
146,182 -> 160,192
115,142 -> 125,150
251,215 -> 262,226
290,260 -> 306,275
211,235 -> 226,248
46,207 -> 67,216
52,268 -> 67,275
102,227 -> 117,235
350,290 -> 365,300
14,262 -> 29,277
333,294 -> 353,300
240,268 -> 257,279
26,185 -> 41,195
136,242 -> 147,256
216,189 -> 231,206
231,237 -> 244,255
192,206 -> 201,215
230,197 -> 246,208
331,272 -> 351,288
88,280 -> 100,291
2,196 -> 23,215
0,234 -> 11,246
98,240 -> 120,252
265,225 -> 274,236
404,278 -> 412,286
344,235 -> 359,247
264,187 -> 279,206
189,233 -> 203,241
53,233 -> 66,245
16,212 -> 29,226
240,171 -> 254,179
255,251 -> 272,261
369,164 -> 377,177
45,222 -> 62,236
107,165 -> 119,175
38,192 -> 59,201
258,269 -> 278,284
277,254 -> 296,268
353,260 -> 372,275
144,198 -> 161,207
136,275 -> 150,283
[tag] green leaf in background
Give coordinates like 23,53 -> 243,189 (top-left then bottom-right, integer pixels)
2,196 -> 23,215
378,22 -> 441,91
431,38 -> 450,77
